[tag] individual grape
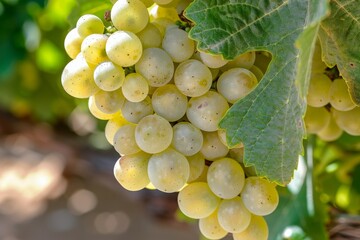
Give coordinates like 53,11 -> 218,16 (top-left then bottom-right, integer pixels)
174,59 -> 212,97
113,124 -> 141,155
152,84 -> 188,122
139,0 -> 154,7
329,78 -> 356,111
153,0 -> 174,5
111,0 -> 149,33
249,65 -> 264,82
93,61 -> 125,91
88,96 -> 117,120
105,113 -> 129,145
217,196 -> 251,233
76,14 -> 104,38
162,27 -> 195,63
199,210 -> 228,240
187,152 -> 205,182
229,148 -> 257,177
311,41 -> 327,74
64,28 -> 83,59
135,114 -> 173,153
178,182 -> 221,219
81,34 -> 109,67
217,68 -> 258,104
200,131 -> 229,161
149,5 -> 180,22
317,116 -> 343,141
136,23 -> 162,48
106,30 -> 143,67
187,91 -> 229,132
307,73 -> 332,107
135,48 -> 174,87
171,122 -> 203,156
121,96 -> 153,123
207,158 -> 245,199
151,17 -> 177,36
304,106 -> 331,134
199,51 -> 229,69
221,51 -> 256,71
241,176 -> 279,216
232,215 -> 268,240
148,148 -> 189,193
217,129 -> 244,149
93,89 -> 125,114
332,107 -> 360,136
122,73 -> 149,102
253,51 -> 271,73
61,54 -> 98,99
114,151 -> 151,191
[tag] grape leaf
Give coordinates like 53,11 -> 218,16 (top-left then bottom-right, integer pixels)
318,0 -> 360,105
185,0 -> 329,185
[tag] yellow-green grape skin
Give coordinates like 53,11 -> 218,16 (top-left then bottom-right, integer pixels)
221,51 -> 256,71
64,28 -> 83,59
187,152 -> 205,182
232,215 -> 268,240
149,5 -> 180,22
153,0 -> 173,5
311,41 -> 327,74
93,61 -> 125,91
332,107 -> 360,136
200,131 -> 229,161
162,28 -> 195,63
113,124 -> 141,156
241,177 -> 279,216
106,30 -> 143,67
171,122 -> 203,156
217,129 -> 244,149
61,54 -> 99,99
199,210 -> 228,240
135,114 -> 173,154
178,182 -> 221,219
114,151 -> 151,191
110,0 -> 149,33
307,73 -> 332,107
105,113 -> 129,145
304,106 -> 331,134
81,34 -> 109,67
249,65 -> 264,82
147,148 -> 189,193
151,18 -> 176,37
217,197 -> 251,233
199,51 -> 229,69
253,51 -> 271,74
88,96 -> 117,120
207,158 -> 245,199
139,0 -> 153,7
329,78 -> 356,111
136,23 -> 162,49
93,89 -> 125,114
317,115 -> 343,141
122,73 -> 149,102
76,14 -> 104,38
121,96 -> 153,123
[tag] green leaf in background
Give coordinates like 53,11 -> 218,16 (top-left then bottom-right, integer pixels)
318,0 -> 360,105
185,0 -> 329,184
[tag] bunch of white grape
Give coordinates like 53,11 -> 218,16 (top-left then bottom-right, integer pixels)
61,0 -> 278,239
305,42 -> 360,141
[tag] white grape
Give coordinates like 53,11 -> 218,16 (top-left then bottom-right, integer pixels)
317,115 -> 343,141
199,210 -> 228,240
121,96 -> 153,123
304,106 -> 331,134
64,28 -> 83,59
200,131 -> 229,161
329,78 -> 356,111
332,107 -> 360,136
113,124 -> 141,155
217,129 -> 243,148
149,4 -> 180,22
232,215 -> 268,240
187,152 -> 205,182
221,51 -> 256,71
136,23 -> 162,48
199,51 -> 229,68
88,96 -> 117,120
93,61 -> 125,91
76,14 -> 104,38
171,122 -> 203,156
162,27 -> 195,62
122,73 -> 149,102
105,113 -> 129,145
93,89 -> 125,114
81,34 -> 109,67
307,73 -> 332,107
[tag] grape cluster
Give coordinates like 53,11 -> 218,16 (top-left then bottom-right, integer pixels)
305,42 -> 360,141
61,0 -> 278,239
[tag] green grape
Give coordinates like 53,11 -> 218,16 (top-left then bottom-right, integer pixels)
152,84 -> 188,122
136,23 -> 162,48
232,215 -> 268,240
200,131 -> 229,161
329,78 -> 356,111
151,17 -> 177,36
113,124 -> 141,155
207,158 -> 245,199
249,65 -> 264,82
93,89 -> 125,114
162,28 -> 195,63
317,115 -> 343,141
93,61 -> 125,91
122,73 -> 149,102
135,48 -> 174,87
217,68 -> 258,104
76,14 -> 104,38
121,96 -> 153,123
139,0 -> 154,8
199,51 -> 229,69
174,59 -> 213,97
111,0 -> 149,33
307,73 -> 332,107
61,54 -> 99,99
171,122 -> 203,156
114,151 -> 151,191
241,176 -> 279,216
311,41 -> 327,74
148,148 -> 189,193
253,51 -> 271,74
304,106 -> 331,134
81,34 -> 109,67
221,51 -> 256,71
149,5 -> 180,22
135,114 -> 173,153
88,96 -> 117,120
217,196 -> 251,233
106,30 -> 143,67
105,113 -> 129,145
153,0 -> 174,5
199,210 -> 228,240
187,91 -> 229,132
217,129 -> 244,149
332,107 -> 360,136
187,152 -> 205,182
178,182 -> 221,219
64,28 -> 83,59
